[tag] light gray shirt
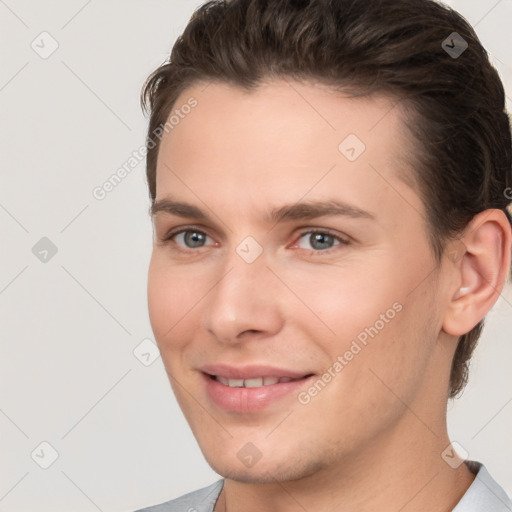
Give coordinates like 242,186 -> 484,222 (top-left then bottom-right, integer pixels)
134,461 -> 512,511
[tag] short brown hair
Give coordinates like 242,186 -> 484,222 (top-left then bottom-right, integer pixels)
141,0 -> 512,398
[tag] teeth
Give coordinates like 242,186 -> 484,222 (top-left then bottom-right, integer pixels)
244,378 -> 263,388
215,376 -> 299,387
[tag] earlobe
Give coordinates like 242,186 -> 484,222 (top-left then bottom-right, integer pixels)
442,209 -> 512,337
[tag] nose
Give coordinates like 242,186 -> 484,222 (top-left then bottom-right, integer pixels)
200,249 -> 285,345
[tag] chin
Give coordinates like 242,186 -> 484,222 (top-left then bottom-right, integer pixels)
214,468 -> 277,484
201,448 -> 326,484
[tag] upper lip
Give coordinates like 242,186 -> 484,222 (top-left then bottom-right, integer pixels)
200,363 -> 313,380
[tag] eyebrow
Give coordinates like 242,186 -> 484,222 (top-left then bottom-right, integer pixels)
150,197 -> 375,224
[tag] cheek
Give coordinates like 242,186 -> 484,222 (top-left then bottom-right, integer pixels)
341,290 -> 438,413
281,261 -> 399,347
147,255 -> 196,348
300,259 -> 437,395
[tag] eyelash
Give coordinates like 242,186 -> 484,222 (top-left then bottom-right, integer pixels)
160,226 -> 350,255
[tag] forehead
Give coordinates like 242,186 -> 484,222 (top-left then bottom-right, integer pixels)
154,79 -> 422,224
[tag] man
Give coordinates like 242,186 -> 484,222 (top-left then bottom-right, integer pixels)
135,0 -> 512,510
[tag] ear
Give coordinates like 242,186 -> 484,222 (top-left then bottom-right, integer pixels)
442,209 -> 512,337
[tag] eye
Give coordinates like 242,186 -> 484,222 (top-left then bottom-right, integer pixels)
294,229 -> 349,253
159,227 -> 350,255
162,228 -> 215,250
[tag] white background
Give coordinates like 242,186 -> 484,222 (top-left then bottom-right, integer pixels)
0,1 -> 511,511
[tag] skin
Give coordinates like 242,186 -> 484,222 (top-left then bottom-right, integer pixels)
147,78 -> 511,512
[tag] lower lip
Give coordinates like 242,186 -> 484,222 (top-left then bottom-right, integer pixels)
202,373 -> 314,413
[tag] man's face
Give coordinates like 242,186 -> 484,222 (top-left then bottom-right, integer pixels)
148,79 -> 451,483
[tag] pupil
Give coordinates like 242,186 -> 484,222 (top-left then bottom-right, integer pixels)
312,233 -> 332,250
186,231 -> 204,248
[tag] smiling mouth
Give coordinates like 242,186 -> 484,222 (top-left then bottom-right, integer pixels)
205,374 -> 314,388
